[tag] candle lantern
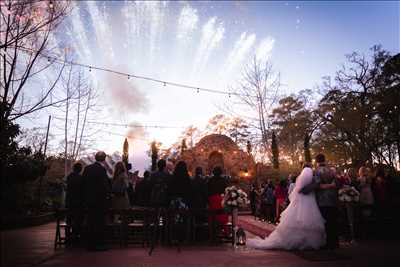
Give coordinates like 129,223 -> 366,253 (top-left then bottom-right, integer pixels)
236,227 -> 246,246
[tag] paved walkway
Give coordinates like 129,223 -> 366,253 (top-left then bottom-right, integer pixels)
1,223 -> 61,267
1,218 -> 399,267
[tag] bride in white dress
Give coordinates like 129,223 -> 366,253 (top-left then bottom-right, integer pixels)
247,167 -> 326,250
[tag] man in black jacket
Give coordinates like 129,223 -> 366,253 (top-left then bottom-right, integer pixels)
82,151 -> 111,251
66,162 -> 84,242
300,154 -> 339,249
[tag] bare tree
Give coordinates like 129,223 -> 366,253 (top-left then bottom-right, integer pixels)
228,57 -> 281,162
61,67 -> 99,176
1,0 -> 71,128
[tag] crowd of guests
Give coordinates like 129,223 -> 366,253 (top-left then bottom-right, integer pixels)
65,151 -> 394,251
65,151 -> 231,251
249,155 -> 392,245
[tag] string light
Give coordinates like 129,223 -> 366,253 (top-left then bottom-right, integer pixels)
53,117 -> 185,129
14,46 -> 264,99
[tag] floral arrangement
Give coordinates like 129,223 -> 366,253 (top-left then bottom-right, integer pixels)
338,185 -> 360,203
222,186 -> 249,211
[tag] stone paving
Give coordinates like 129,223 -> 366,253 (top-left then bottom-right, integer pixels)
1,218 -> 399,267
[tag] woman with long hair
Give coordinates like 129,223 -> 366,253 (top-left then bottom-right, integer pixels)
111,162 -> 130,214
167,161 -> 193,208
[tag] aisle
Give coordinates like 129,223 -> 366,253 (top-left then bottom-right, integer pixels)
1,223 -> 61,267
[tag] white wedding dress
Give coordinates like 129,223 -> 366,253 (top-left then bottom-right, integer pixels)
247,167 -> 326,250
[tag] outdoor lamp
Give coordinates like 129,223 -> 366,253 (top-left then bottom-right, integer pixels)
236,227 -> 246,246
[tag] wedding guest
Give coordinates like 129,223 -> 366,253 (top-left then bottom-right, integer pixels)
149,159 -> 170,207
358,166 -> 374,217
207,166 -> 228,227
167,161 -> 193,208
249,183 -> 257,216
65,162 -> 84,241
274,179 -> 287,223
260,180 -> 275,223
111,162 -> 130,213
373,167 -> 387,213
191,167 -> 208,211
135,170 -> 151,206
82,151 -> 111,251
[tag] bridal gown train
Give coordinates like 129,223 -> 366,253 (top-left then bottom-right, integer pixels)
247,167 -> 326,250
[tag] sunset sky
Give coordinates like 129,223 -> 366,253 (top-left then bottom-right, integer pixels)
19,1 -> 399,172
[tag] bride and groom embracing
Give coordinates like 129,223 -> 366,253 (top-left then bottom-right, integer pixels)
248,153 -> 339,250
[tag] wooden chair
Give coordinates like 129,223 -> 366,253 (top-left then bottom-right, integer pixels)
209,209 -> 234,246
191,209 -> 210,243
105,209 -> 125,248
123,207 -> 152,247
54,209 -> 71,249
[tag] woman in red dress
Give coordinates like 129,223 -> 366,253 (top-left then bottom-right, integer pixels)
274,180 -> 288,223
207,166 -> 228,227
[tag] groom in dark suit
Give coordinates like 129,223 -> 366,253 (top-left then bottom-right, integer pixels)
82,151 -> 111,251
300,154 -> 339,249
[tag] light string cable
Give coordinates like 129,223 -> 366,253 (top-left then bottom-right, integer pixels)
13,46 -> 263,99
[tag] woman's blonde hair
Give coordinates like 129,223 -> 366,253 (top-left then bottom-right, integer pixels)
113,161 -> 126,180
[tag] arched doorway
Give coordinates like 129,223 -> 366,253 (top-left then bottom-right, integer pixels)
208,151 -> 224,174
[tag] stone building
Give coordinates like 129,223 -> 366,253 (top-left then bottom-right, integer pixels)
180,134 -> 256,178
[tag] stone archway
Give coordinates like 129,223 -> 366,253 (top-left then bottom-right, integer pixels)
208,151 -> 224,174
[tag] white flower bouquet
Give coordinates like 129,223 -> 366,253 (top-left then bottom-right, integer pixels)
338,185 -> 360,203
222,186 -> 249,211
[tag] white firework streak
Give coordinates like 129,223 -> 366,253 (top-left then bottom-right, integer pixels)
123,1 -> 168,66
255,37 -> 275,61
67,1 -> 92,62
176,5 -> 198,43
223,32 -> 256,74
192,17 -> 225,78
86,1 -> 115,61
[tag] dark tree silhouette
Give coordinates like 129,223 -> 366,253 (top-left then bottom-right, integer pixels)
271,131 -> 279,169
123,138 -> 129,168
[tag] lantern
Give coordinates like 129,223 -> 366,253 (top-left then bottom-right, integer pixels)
236,227 -> 246,246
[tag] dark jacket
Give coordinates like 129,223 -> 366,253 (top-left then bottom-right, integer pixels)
82,162 -> 111,209
66,171 -> 83,208
149,170 -> 171,207
191,176 -> 208,210
167,174 -> 193,208
207,175 -> 228,197
135,178 -> 152,206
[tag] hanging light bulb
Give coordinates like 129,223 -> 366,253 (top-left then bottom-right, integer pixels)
353,106 -> 357,111
49,1 -> 54,9
89,66 -> 92,72
128,75 -> 130,80
163,82 -> 166,86
341,117 -> 344,121
197,88 -> 199,93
